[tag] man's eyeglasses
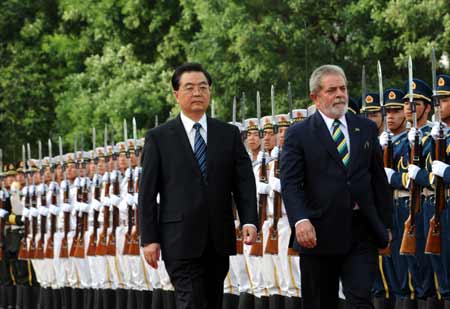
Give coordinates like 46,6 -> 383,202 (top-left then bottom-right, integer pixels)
180,83 -> 210,94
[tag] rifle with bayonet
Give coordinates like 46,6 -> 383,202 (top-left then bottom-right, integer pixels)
377,61 -> 392,256
96,126 -> 110,256
107,128 -> 120,256
361,65 -> 367,118
266,85 -> 280,255
0,149 -> 4,261
70,136 -> 81,257
87,128 -> 101,256
45,139 -> 58,259
123,119 -> 134,255
34,140 -> 46,259
425,47 -> 446,255
59,137 -> 70,258
18,145 -> 30,260
127,117 -> 141,256
400,56 -> 423,255
74,137 -> 89,258
28,143 -> 38,258
250,91 -> 267,257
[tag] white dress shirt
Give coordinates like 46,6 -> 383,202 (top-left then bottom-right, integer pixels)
180,112 -> 207,150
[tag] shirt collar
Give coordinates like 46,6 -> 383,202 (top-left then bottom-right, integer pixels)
180,112 -> 208,133
318,109 -> 348,131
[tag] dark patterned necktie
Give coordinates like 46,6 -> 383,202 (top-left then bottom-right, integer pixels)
332,119 -> 349,167
193,123 -> 207,178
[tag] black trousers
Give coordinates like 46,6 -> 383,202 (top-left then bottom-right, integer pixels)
300,211 -> 378,309
164,243 -> 229,309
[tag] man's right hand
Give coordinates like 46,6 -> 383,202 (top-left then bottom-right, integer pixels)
295,220 -> 317,249
143,243 -> 161,269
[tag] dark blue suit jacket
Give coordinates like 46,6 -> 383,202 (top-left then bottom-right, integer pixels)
280,111 -> 393,255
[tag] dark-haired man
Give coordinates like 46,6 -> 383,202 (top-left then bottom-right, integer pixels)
139,63 -> 258,309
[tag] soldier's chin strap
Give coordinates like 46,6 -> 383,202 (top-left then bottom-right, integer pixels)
392,118 -> 406,133
416,105 -> 428,126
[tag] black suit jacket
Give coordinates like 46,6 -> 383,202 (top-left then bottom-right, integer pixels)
280,111 -> 393,255
138,114 -> 258,260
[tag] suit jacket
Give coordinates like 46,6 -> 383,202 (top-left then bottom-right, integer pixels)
138,114 -> 258,260
280,111 -> 393,255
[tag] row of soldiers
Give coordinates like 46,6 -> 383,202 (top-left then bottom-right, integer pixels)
2,71 -> 450,309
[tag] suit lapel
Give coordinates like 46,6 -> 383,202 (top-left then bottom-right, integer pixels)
312,112 -> 346,170
346,113 -> 361,173
169,115 -> 202,178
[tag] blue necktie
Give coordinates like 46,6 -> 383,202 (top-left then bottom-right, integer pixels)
193,123 -> 207,178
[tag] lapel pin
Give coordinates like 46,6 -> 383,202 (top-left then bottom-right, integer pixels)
354,128 -> 360,132
364,141 -> 370,149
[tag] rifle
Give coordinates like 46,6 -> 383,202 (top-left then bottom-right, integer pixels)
107,128 -> 119,256
128,121 -> 141,256
96,126 -> 110,256
59,137 -> 70,258
34,141 -> 46,259
45,139 -> 57,259
28,144 -> 38,259
377,61 -> 392,256
70,137 -> 81,257
266,85 -> 280,255
122,119 -> 134,255
250,91 -> 266,257
74,149 -> 89,258
18,145 -> 30,260
425,47 -> 445,255
87,128 -> 100,256
400,57 -> 422,255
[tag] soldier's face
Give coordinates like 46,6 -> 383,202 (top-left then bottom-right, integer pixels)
386,108 -> 405,132
33,171 -> 41,184
404,100 -> 429,122
263,129 -> 276,151
174,72 -> 211,119
246,131 -> 260,153
108,157 -> 114,171
97,159 -> 106,175
367,111 -> 383,130
5,176 -> 14,188
88,162 -> 96,178
440,96 -> 450,122
278,127 -> 288,147
16,173 -> 25,185
55,165 -> 63,182
118,153 -> 127,170
311,74 -> 348,119
66,163 -> 77,180
130,153 -> 137,167
43,168 -> 52,183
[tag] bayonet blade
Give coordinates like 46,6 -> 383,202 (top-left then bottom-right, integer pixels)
123,119 -> 128,152
22,145 -> 26,173
432,47 -> 437,96
132,118 -> 137,149
27,143 -> 31,165
377,61 -> 384,107
232,96 -> 237,125
104,125 -> 108,157
0,149 -> 3,176
211,100 -> 215,118
271,85 -> 276,123
408,55 -> 417,128
58,136 -> 63,165
154,115 -> 159,127
288,82 -> 293,122
241,92 -> 246,124
38,140 -> 42,170
361,65 -> 367,112
92,127 -> 96,152
48,139 -> 52,162
256,91 -> 261,124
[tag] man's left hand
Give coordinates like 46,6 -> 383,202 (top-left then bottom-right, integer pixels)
242,225 -> 257,245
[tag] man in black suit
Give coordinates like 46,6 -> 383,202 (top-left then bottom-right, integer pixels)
138,63 -> 258,309
280,64 -> 393,309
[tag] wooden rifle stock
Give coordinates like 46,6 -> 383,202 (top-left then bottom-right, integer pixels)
44,189 -> 58,259
70,185 -> 83,257
379,138 -> 393,256
59,186 -> 70,258
18,192 -> 30,260
425,130 -> 446,254
400,133 -> 422,255
95,181 -> 110,256
266,158 -> 281,255
128,171 -> 140,256
123,170 -> 134,255
107,177 -> 120,256
74,184 -> 89,258
250,156 -> 268,257
87,186 -> 101,256
34,188 -> 47,259
233,204 -> 243,255
28,189 -> 38,258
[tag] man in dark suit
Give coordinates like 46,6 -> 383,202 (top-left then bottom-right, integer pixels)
138,63 -> 258,309
280,64 -> 393,309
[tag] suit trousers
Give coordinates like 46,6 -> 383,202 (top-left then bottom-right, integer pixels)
300,211 -> 378,309
164,242 -> 229,309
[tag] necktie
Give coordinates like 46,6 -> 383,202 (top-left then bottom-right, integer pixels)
193,123 -> 207,178
332,119 -> 349,167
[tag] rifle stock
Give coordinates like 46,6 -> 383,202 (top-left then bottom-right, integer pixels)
44,189 -> 57,259
250,157 -> 268,257
123,169 -> 134,255
87,186 -> 100,256
379,138 -> 393,256
59,187 -> 70,258
95,181 -> 110,256
73,186 -> 89,258
265,158 -> 281,255
34,188 -> 47,259
28,190 -> 37,258
18,192 -> 30,260
106,177 -> 120,256
128,170 -> 140,256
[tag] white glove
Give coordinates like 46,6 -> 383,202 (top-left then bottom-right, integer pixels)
270,146 -> 279,160
92,174 -> 101,186
257,182 -> 270,194
90,199 -> 102,211
22,208 -> 30,217
256,151 -> 264,163
125,168 -> 133,178
408,164 -> 421,180
0,209 -> 9,218
21,187 -> 28,196
48,181 -> 59,192
430,122 -> 447,140
102,172 -> 110,183
38,206 -> 49,217
62,203 -> 73,213
110,170 -> 119,182
30,207 -> 39,217
73,177 -> 81,187
60,180 -> 69,191
49,205 -> 60,216
102,197 -> 111,207
379,131 -> 392,149
269,176 -> 281,193
384,167 -> 395,184
79,202 -> 90,213
408,128 -> 422,145
432,160 -> 449,178
126,193 -> 135,206
109,194 -> 121,207
0,190 -> 4,200
37,184 -> 47,195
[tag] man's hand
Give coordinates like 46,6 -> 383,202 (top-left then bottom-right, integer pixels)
143,243 -> 161,269
295,220 -> 317,248
242,225 -> 257,245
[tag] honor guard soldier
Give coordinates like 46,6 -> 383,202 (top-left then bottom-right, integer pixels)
348,97 -> 361,116
291,109 -> 307,123
378,88 -> 412,308
403,78 -> 437,308
360,93 -> 384,135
